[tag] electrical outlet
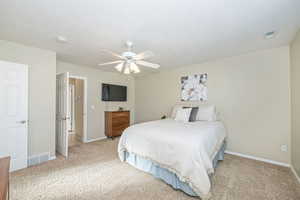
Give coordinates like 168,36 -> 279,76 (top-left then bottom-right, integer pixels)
281,144 -> 288,152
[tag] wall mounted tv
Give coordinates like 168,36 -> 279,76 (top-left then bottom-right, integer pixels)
102,83 -> 127,101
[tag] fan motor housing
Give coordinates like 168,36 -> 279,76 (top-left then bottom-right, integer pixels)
122,51 -> 136,59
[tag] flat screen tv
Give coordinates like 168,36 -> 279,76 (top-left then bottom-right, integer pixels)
102,83 -> 127,101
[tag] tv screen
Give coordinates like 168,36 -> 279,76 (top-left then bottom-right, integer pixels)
102,83 -> 127,101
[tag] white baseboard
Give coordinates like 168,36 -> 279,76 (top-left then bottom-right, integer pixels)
225,150 -> 290,167
85,136 -> 107,143
28,152 -> 53,166
291,165 -> 300,183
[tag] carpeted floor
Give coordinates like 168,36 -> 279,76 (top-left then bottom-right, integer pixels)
11,139 -> 300,200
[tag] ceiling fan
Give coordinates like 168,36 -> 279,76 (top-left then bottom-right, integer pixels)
98,41 -> 160,74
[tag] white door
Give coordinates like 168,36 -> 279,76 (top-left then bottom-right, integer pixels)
56,72 -> 70,157
0,60 -> 28,171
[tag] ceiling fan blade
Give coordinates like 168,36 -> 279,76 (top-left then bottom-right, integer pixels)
136,61 -> 160,69
98,60 -> 123,66
100,50 -> 124,59
134,51 -> 154,60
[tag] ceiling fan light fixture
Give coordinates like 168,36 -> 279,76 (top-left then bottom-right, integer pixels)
130,63 -> 140,73
115,63 -> 123,72
124,65 -> 130,74
133,67 -> 140,74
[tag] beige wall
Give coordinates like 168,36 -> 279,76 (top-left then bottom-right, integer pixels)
135,46 -> 291,164
0,40 -> 56,157
290,31 -> 300,176
57,61 -> 135,141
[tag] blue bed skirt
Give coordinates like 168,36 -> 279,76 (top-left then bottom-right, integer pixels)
124,142 -> 226,197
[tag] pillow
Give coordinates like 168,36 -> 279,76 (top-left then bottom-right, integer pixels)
175,107 -> 192,122
171,105 -> 182,119
183,107 -> 199,122
196,105 -> 217,121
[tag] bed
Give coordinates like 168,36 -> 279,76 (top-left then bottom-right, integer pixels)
118,118 -> 226,199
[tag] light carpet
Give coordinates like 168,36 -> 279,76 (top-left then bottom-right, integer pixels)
11,139 -> 300,200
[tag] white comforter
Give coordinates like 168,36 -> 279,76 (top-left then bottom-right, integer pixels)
118,119 -> 226,199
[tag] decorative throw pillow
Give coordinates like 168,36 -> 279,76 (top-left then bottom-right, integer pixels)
196,105 -> 217,121
183,107 -> 199,122
171,105 -> 182,119
175,107 -> 192,122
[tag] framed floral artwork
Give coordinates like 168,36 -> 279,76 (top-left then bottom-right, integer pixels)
181,73 -> 207,101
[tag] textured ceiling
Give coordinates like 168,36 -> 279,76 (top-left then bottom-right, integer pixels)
0,0 -> 300,75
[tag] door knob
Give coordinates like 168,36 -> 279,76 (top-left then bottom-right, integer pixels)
17,120 -> 27,124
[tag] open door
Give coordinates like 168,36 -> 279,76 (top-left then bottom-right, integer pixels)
56,72 -> 70,157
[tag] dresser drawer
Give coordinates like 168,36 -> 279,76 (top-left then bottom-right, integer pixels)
111,112 -> 129,118
112,117 -> 129,126
112,123 -> 129,133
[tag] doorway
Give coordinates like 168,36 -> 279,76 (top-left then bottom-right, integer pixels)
68,77 -> 86,147
56,73 -> 87,158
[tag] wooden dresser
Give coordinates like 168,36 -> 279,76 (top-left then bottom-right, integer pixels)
0,157 -> 10,200
105,111 -> 130,138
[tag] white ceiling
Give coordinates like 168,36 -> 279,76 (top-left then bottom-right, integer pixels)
0,0 -> 300,75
